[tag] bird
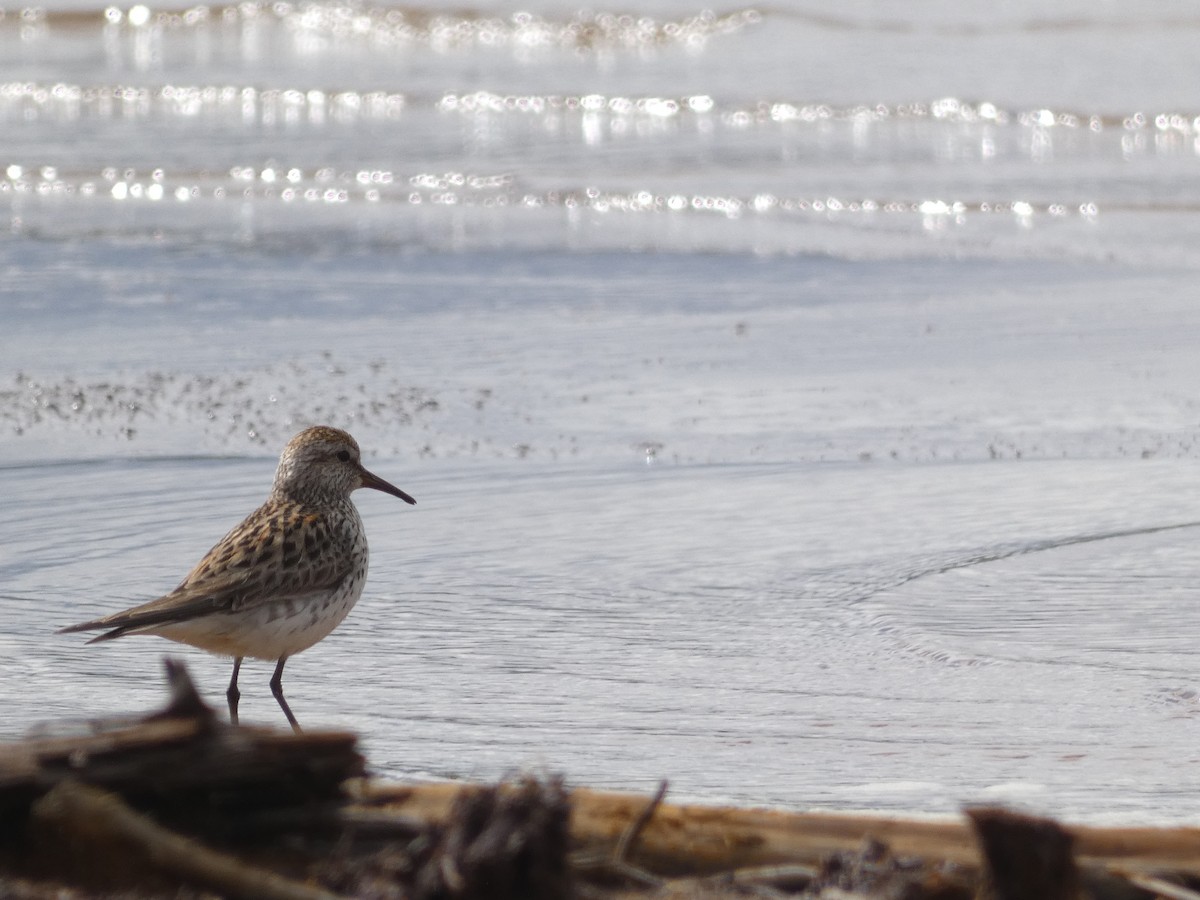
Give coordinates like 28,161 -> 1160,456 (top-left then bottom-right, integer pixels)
58,425 -> 416,732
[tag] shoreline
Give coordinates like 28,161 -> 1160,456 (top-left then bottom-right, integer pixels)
5,662 -> 1200,899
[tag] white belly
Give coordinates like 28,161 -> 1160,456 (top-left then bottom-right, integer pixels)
150,575 -> 366,660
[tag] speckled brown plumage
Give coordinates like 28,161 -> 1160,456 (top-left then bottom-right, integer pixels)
59,425 -> 416,732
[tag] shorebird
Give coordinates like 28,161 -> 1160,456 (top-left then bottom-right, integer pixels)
58,425 -> 415,731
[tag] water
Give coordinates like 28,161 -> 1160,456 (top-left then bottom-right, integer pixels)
4,0 -> 1200,823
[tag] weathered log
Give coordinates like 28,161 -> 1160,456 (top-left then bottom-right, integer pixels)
358,781 -> 980,876
0,659 -> 364,842
31,780 -> 344,900
358,781 -> 1200,883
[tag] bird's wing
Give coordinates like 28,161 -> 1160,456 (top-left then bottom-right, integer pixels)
58,501 -> 353,638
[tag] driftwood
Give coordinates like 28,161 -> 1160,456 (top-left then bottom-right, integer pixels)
5,660 -> 1200,898
32,781 -> 342,900
0,659 -> 362,840
359,780 -> 1200,881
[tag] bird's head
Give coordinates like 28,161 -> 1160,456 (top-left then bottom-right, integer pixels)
273,426 -> 416,505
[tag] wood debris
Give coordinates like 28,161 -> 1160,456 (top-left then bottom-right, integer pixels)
4,659 -> 1200,898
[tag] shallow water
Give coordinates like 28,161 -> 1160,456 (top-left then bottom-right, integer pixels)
8,453 -> 1200,820
4,0 -> 1200,822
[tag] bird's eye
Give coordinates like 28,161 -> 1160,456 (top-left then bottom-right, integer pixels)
336,450 -> 351,462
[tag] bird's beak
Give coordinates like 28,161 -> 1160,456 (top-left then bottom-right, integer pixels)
358,466 -> 416,505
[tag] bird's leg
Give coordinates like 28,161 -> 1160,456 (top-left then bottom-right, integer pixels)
270,656 -> 302,733
226,657 -> 243,726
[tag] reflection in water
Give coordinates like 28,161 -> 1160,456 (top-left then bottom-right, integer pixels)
4,0 -> 1199,263
89,5 -> 763,55
1,76 -> 1192,261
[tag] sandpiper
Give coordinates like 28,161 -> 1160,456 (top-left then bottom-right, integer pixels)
58,425 -> 415,731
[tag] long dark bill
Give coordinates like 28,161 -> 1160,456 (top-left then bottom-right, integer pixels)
359,467 -> 416,505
